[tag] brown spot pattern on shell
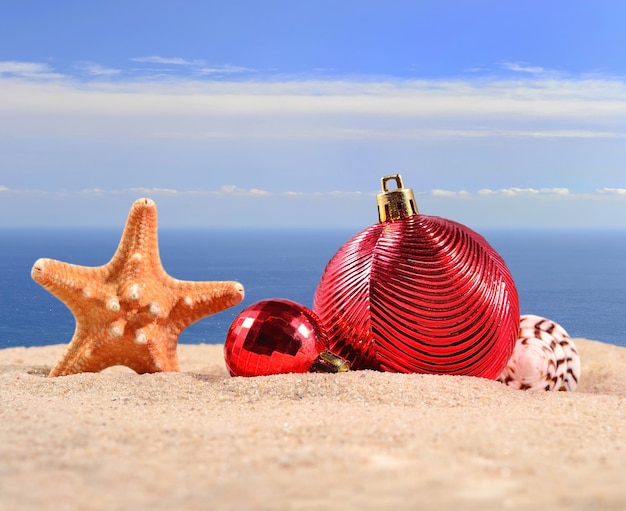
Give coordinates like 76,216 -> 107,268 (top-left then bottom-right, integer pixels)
498,314 -> 581,391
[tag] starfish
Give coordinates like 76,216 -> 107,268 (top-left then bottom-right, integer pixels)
32,198 -> 245,377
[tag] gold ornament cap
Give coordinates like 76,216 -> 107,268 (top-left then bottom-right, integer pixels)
376,174 -> 419,223
310,351 -> 350,373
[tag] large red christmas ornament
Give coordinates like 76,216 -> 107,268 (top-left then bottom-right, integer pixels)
224,298 -> 349,377
313,174 -> 520,378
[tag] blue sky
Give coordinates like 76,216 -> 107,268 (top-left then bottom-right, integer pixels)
1,0 -> 626,229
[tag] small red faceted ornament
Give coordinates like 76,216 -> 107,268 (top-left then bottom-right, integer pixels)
313,174 -> 520,379
224,298 -> 349,377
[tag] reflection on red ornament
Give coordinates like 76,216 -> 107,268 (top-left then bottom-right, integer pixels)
224,298 -> 349,377
314,175 -> 520,379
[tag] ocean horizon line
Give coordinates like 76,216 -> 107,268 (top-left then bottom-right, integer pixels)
2,225 -> 626,232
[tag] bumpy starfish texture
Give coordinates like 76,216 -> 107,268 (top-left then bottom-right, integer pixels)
32,198 -> 245,377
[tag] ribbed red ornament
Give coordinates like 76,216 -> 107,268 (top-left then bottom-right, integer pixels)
313,175 -> 520,379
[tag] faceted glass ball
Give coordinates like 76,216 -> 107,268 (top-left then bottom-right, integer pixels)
224,298 -> 329,377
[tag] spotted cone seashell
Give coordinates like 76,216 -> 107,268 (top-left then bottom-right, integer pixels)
498,314 -> 581,391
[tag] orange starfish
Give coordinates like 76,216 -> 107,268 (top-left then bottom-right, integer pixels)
32,198 -> 245,377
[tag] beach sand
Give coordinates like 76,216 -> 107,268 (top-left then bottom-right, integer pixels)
1,338 -> 625,511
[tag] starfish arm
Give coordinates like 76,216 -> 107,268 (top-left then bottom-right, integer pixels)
49,326 -> 118,376
142,322 -> 181,372
49,328 -> 179,376
169,280 -> 245,330
31,258 -> 110,315
106,198 -> 164,278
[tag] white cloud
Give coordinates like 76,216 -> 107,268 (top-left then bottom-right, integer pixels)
79,187 -> 181,195
80,186 -> 272,197
249,188 -> 271,196
219,185 -> 238,194
434,187 -> 572,198
2,74 -> 625,119
500,130 -> 625,139
0,61 -> 63,79
130,187 -> 180,195
162,128 -> 626,141
130,56 -> 204,66
545,188 -> 571,196
556,131 -> 623,139
597,187 -> 626,195
16,186 -> 617,201
1,59 -> 624,229
2,186 -> 625,229
0,186 -> 371,200
327,190 -> 365,197
215,185 -> 270,196
498,188 -> 535,196
2,73 -> 626,145
0,61 -> 45,74
3,184 -> 625,201
76,62 -> 122,77
194,65 -> 254,76
500,61 -> 546,74
431,189 -> 471,197
477,188 -> 571,197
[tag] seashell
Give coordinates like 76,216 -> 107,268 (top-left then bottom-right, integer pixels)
314,175 -> 520,378
498,314 -> 581,391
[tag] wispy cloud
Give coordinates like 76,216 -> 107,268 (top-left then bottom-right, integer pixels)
130,56 -> 204,66
424,186 -> 626,202
82,187 -> 182,196
429,129 -> 626,140
128,57 -> 254,77
500,61 -> 546,74
426,187 -> 583,199
597,187 -> 626,195
85,186 -> 366,198
194,64 -> 254,76
0,61 -> 63,79
2,186 -> 625,229
431,189 -> 472,197
4,186 -> 626,200
2,62 -> 625,143
477,187 -> 571,197
156,127 -> 625,141
218,185 -> 270,196
76,62 -> 122,77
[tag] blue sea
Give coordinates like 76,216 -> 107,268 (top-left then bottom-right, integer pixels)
1,228 -> 625,349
